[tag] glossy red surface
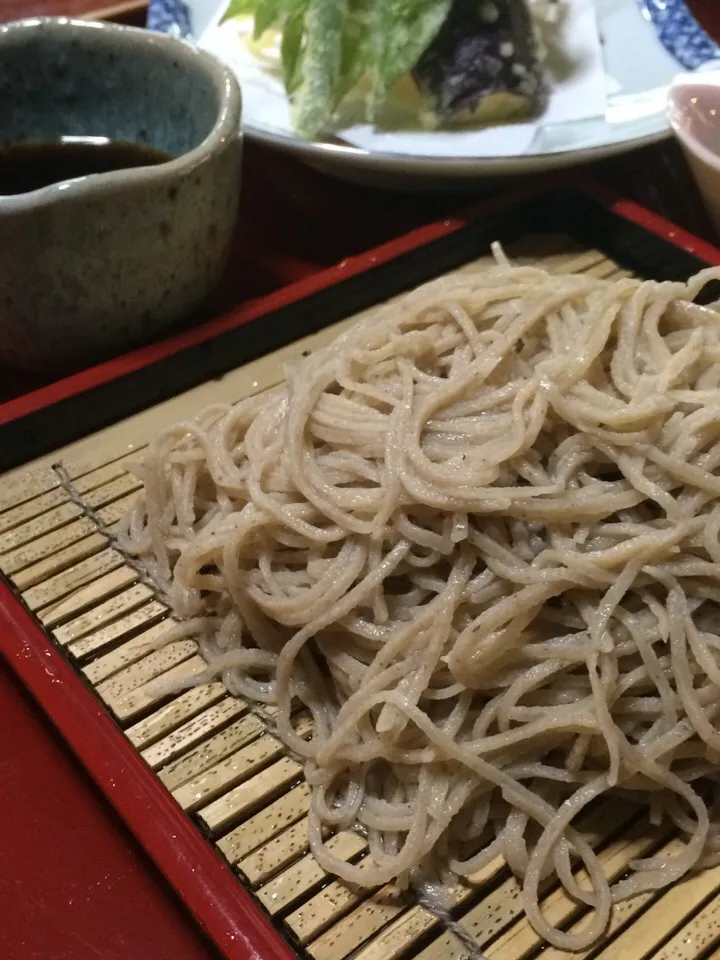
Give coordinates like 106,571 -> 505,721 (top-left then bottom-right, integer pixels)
0,579 -> 295,960
0,654 -> 219,960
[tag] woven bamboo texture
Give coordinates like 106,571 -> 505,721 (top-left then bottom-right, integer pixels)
2,239 -> 716,960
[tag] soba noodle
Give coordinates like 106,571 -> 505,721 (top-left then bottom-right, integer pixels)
119,252 -> 720,951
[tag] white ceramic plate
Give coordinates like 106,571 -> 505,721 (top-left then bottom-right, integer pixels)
150,0 -> 715,187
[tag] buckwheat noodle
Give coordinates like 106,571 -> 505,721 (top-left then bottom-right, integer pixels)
119,251 -> 720,951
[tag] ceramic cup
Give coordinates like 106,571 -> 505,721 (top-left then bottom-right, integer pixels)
668,71 -> 720,232
0,17 -> 242,371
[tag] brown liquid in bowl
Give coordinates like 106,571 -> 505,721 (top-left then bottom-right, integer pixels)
0,137 -> 174,195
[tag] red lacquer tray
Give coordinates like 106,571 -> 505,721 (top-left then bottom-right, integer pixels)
2,183 -> 720,960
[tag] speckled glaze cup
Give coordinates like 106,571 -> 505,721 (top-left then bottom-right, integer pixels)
0,17 -> 242,371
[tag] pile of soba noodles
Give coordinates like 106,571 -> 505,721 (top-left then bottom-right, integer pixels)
120,251 -> 720,951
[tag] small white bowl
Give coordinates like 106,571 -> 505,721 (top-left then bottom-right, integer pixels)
668,71 -> 720,231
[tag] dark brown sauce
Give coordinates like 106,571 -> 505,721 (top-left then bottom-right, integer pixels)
0,137 -> 174,196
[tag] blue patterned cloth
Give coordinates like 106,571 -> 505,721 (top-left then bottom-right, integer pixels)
640,0 -> 720,70
147,0 -> 193,40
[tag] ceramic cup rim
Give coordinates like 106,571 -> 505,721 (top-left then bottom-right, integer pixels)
667,70 -> 720,172
0,16 -> 242,211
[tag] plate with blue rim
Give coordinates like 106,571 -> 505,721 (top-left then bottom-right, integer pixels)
146,0 -> 720,185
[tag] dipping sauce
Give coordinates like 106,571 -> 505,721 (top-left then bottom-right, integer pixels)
0,136 -> 174,195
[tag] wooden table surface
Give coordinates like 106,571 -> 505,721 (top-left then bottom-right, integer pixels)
0,3 -> 719,960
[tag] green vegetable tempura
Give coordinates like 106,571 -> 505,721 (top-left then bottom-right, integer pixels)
222,0 -> 560,139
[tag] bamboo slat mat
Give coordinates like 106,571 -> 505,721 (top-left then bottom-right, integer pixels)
1,237 -> 717,960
